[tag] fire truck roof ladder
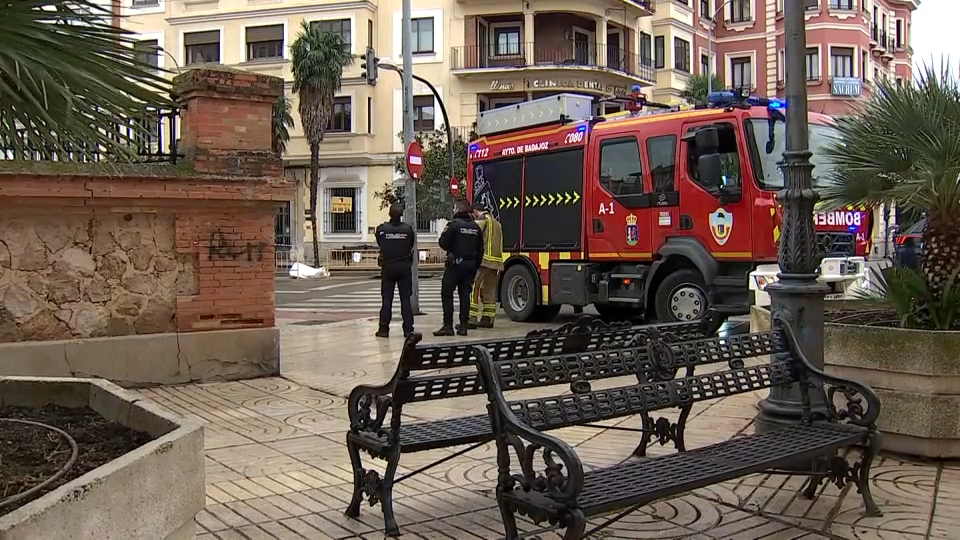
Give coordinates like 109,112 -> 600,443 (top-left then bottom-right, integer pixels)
476,93 -> 594,137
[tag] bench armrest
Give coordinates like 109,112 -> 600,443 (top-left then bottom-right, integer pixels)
347,333 -> 423,443
779,321 -> 881,428
473,345 -> 585,505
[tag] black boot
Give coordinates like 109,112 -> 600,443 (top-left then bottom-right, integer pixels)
433,326 -> 454,336
375,329 -> 389,338
456,325 -> 469,337
467,319 -> 479,329
478,317 -> 494,329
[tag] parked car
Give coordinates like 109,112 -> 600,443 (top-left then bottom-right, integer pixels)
893,218 -> 925,269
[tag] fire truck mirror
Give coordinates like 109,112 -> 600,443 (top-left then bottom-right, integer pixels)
693,127 -> 720,151
698,153 -> 725,196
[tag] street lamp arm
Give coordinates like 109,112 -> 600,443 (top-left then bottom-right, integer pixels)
389,67 -> 458,198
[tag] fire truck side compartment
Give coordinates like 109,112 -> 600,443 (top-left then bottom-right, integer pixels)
549,263 -> 594,306
520,148 -> 584,251
472,157 -> 523,251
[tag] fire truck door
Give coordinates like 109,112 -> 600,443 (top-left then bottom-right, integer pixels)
587,135 -> 652,258
678,121 -> 753,259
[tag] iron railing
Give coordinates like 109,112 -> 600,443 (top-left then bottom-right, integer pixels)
0,107 -> 181,163
451,40 -> 656,83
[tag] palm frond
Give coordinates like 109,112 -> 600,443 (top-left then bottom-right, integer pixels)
0,0 -> 172,160
820,58 -> 960,220
679,74 -> 725,106
290,21 -> 354,145
271,94 -> 294,156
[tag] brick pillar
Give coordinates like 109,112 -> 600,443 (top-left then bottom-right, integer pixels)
173,68 -> 283,177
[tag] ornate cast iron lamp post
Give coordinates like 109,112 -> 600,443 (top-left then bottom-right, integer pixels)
756,0 -> 830,431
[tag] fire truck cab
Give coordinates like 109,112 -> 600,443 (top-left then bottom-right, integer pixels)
467,90 -> 865,322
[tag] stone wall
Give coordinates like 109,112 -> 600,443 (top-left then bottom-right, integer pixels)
0,68 -> 293,386
0,213 -> 186,342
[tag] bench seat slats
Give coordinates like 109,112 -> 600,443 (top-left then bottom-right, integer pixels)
570,423 -> 864,516
400,415 -> 491,452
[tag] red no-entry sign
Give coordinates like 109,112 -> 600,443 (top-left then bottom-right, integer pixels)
449,176 -> 459,196
406,141 -> 424,180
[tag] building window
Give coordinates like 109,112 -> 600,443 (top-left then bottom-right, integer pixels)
640,32 -> 652,66
599,138 -> 645,196
275,202 -> 292,247
327,96 -> 352,133
829,0 -> 854,9
647,135 -> 677,193
413,95 -> 435,132
132,0 -> 159,6
805,48 -> 820,80
246,25 -> 284,61
325,187 -> 361,234
411,17 -> 434,54
804,0 -> 819,10
700,54 -> 709,76
654,36 -> 665,69
895,19 -> 903,48
831,46 -> 855,78
674,38 -> 690,73
729,0 -> 750,23
493,26 -> 521,56
701,0 -> 712,19
184,30 -> 220,65
394,185 -> 435,233
730,56 -> 751,89
134,39 -> 160,71
312,19 -> 351,51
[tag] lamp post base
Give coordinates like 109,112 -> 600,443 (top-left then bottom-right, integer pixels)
756,276 -> 831,434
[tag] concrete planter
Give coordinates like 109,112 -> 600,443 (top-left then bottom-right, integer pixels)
0,377 -> 204,540
750,306 -> 960,459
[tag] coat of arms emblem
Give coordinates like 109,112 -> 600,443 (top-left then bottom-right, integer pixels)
625,213 -> 639,246
708,209 -> 733,246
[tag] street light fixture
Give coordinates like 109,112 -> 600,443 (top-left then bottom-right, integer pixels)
756,0 -> 828,432
378,58 -> 457,200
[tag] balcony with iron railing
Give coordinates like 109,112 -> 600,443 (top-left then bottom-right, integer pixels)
455,0 -> 654,17
451,40 -> 656,84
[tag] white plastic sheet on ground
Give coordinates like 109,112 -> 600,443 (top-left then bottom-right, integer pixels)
289,262 -> 331,279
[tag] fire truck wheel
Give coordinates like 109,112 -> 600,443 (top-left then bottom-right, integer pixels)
653,269 -> 709,322
500,265 -> 540,322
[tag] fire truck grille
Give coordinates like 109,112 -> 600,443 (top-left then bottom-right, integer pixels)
816,232 -> 855,256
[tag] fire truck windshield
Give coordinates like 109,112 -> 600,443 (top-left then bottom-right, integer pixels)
746,118 -> 840,190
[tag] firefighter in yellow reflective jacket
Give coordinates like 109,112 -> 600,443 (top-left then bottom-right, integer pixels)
468,203 -> 504,328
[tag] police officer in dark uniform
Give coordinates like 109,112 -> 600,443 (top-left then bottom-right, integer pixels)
435,199 -> 484,337
375,203 -> 416,338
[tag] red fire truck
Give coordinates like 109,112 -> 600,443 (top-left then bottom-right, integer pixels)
466,90 -> 866,323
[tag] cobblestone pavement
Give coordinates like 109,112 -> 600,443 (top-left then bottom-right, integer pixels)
135,315 -> 955,540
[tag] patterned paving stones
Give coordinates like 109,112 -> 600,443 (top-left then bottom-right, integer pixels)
137,315 -> 955,539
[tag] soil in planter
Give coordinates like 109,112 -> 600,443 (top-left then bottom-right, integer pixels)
0,404 -> 153,517
824,300 -> 904,327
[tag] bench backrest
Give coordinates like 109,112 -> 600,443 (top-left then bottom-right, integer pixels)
475,328 -> 801,430
391,317 -> 740,406
401,310 -> 726,371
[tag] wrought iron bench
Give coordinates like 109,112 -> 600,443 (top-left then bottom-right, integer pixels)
344,313 -> 727,537
473,320 -> 883,539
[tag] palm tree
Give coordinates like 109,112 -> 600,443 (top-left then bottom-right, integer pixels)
1,0 -> 171,159
290,21 -> 353,265
821,62 -> 960,306
271,94 -> 294,157
679,74 -> 725,107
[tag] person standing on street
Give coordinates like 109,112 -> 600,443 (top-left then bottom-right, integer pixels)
375,203 -> 416,338
435,199 -> 483,337
468,203 -> 503,329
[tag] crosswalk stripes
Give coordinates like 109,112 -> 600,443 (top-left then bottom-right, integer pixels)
278,281 -> 447,314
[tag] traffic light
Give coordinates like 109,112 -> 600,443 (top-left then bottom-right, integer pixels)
360,47 -> 379,86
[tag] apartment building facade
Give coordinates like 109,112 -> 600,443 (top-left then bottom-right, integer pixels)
119,0 -> 915,261
688,0 -> 917,115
